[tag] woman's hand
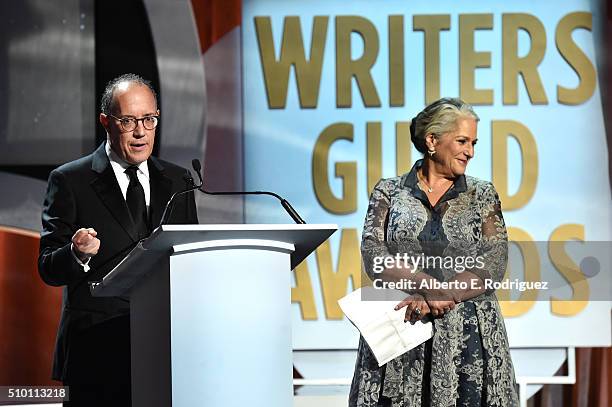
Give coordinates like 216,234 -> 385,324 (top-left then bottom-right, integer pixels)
395,294 -> 431,323
424,298 -> 455,318
413,286 -> 456,318
415,279 -> 459,318
425,289 -> 457,317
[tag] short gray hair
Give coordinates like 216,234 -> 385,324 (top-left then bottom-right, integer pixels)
100,73 -> 158,115
410,97 -> 479,155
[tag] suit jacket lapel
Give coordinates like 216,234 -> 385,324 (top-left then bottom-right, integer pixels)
90,143 -> 140,242
148,156 -> 173,230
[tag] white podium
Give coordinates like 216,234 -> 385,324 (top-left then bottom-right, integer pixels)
91,224 -> 336,407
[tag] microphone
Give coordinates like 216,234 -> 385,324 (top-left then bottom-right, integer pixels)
157,160 -> 203,228
191,159 -> 306,224
192,158 -> 203,185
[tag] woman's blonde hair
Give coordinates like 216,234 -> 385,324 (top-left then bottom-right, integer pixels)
410,97 -> 479,155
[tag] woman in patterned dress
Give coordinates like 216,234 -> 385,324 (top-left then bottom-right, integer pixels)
349,98 -> 519,407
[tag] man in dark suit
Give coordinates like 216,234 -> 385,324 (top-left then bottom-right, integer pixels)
38,73 -> 198,406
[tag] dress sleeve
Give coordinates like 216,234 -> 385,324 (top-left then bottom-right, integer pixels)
471,182 -> 508,293
361,179 -> 396,281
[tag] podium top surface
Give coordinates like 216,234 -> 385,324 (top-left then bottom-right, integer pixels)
144,224 -> 336,262
92,224 -> 337,297
145,223 -> 334,243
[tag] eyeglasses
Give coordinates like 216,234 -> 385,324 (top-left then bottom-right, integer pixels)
108,114 -> 159,132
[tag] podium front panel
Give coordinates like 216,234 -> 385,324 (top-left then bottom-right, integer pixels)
168,244 -> 293,407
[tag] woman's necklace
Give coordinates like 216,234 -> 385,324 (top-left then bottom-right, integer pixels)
417,170 -> 434,193
417,169 -> 451,193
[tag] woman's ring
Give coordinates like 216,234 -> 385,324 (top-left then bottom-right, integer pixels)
414,308 -> 421,315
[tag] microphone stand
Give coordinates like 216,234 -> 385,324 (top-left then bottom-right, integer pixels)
191,159 -> 306,224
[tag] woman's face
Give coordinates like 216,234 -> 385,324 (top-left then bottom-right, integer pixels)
427,117 -> 478,177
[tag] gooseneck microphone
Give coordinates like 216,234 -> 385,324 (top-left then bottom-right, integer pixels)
157,159 -> 204,228
191,159 -> 306,224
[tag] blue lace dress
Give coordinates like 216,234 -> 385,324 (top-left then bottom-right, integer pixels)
349,160 -> 519,407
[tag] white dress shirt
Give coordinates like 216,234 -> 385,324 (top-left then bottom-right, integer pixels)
105,140 -> 151,210
72,141 -> 152,272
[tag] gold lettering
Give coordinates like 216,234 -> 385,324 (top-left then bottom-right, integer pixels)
549,224 -> 589,316
312,123 -> 357,214
502,14 -> 548,105
317,228 -> 362,319
498,227 -> 539,317
396,121 -> 412,176
556,12 -> 596,105
367,122 -> 382,195
459,14 -> 494,105
254,16 -> 328,109
413,14 -> 451,104
492,120 -> 538,210
389,15 -> 404,107
336,16 -> 381,108
291,261 -> 318,320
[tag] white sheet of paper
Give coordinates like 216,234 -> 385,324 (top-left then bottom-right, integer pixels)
338,287 -> 433,367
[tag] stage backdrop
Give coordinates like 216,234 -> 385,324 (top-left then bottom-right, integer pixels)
241,0 -> 611,350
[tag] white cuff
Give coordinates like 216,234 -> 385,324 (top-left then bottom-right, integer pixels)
70,243 -> 91,272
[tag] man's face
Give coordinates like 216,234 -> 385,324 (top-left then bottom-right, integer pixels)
99,82 -> 158,165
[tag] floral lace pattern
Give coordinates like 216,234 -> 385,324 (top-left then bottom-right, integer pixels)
349,161 -> 519,407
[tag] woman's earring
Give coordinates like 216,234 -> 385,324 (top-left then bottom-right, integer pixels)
428,149 -> 436,157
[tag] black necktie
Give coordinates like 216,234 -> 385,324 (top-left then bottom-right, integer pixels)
125,166 -> 149,238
